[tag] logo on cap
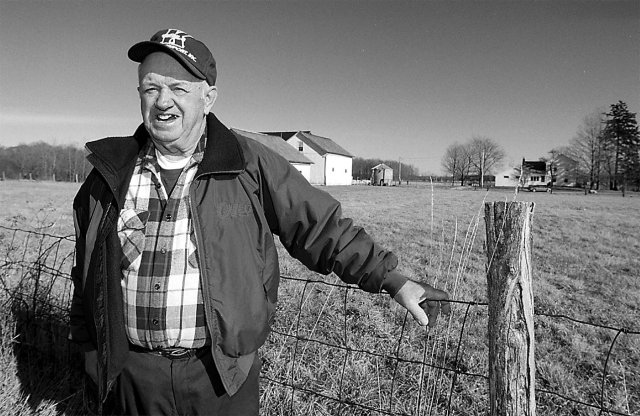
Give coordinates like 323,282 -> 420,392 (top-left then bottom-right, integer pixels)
161,29 -> 192,49
159,29 -> 197,62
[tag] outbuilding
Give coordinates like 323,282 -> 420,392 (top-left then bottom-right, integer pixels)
371,163 -> 393,186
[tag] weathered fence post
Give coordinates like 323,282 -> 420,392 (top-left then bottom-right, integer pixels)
484,201 -> 536,416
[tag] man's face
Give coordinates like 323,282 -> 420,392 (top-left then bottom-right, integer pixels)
138,52 -> 216,152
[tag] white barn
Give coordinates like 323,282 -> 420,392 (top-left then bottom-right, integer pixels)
232,129 -> 314,182
285,132 -> 354,186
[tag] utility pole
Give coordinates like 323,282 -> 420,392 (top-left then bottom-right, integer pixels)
480,149 -> 484,189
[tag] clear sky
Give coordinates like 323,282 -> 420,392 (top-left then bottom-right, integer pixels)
1,0 -> 638,175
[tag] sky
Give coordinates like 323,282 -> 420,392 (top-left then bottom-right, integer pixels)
1,0 -> 638,175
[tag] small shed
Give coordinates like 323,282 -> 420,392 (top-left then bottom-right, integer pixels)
371,164 -> 393,186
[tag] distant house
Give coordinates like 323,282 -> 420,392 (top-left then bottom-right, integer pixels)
521,160 -> 549,188
495,167 -> 520,187
371,163 -> 393,186
551,154 -> 579,186
495,159 -> 549,189
264,131 -> 354,186
496,156 -> 580,189
232,128 -> 314,182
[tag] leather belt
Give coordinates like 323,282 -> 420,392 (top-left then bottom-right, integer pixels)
129,345 -> 202,359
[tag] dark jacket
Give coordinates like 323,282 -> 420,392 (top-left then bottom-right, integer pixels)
70,113 -> 400,409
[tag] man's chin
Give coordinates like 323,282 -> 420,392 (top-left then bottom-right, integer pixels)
147,129 -> 180,144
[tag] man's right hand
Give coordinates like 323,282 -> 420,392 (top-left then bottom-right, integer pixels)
84,350 -> 99,385
392,279 -> 451,327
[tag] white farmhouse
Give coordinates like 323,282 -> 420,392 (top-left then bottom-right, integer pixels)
495,159 -> 550,189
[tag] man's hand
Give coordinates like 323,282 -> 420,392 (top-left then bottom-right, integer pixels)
84,349 -> 99,385
392,279 -> 451,327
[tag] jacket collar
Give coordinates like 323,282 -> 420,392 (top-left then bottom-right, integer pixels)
85,125 -> 148,208
197,113 -> 246,176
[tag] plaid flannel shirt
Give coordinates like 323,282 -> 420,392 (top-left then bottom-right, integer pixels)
118,137 -> 209,350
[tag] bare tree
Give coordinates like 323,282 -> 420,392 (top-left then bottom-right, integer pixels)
468,136 -> 506,187
565,110 -> 606,190
442,142 -> 473,186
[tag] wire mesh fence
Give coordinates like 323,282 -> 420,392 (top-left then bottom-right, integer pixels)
0,224 -> 638,415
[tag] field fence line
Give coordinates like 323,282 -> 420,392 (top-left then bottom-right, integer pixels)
0,225 -> 638,415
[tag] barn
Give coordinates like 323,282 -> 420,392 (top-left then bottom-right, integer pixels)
260,130 -> 354,186
287,132 -> 353,186
371,163 -> 393,186
232,128 -> 314,182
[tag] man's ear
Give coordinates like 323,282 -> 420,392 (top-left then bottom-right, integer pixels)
203,85 -> 217,114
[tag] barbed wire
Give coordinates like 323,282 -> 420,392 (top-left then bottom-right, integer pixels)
0,226 -> 637,415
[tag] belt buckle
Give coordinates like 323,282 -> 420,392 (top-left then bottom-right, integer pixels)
161,348 -> 191,359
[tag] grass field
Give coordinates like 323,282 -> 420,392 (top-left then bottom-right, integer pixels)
0,180 -> 638,415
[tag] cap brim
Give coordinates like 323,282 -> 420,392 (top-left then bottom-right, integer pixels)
128,41 -> 206,81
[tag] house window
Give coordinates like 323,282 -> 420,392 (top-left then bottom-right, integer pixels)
345,169 -> 347,173
298,141 -> 303,152
332,168 -> 334,172
503,176 -> 509,179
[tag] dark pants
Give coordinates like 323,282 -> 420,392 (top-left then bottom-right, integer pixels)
113,347 -> 260,416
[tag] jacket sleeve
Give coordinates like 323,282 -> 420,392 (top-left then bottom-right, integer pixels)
69,186 -> 92,345
255,146 -> 403,294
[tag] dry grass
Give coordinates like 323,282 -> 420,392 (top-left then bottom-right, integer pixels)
0,180 -> 638,415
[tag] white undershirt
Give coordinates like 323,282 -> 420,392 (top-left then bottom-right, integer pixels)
155,148 -> 190,170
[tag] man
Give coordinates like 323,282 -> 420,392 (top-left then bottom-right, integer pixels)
70,28 -> 450,415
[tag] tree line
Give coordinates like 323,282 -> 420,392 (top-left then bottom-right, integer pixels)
352,157 -> 422,182
558,101 -> 639,191
0,142 -> 91,182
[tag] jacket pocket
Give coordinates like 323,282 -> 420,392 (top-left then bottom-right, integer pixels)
117,208 -> 148,271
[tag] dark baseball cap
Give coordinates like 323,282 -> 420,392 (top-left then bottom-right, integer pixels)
128,29 -> 217,86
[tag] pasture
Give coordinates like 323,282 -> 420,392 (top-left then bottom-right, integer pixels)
0,180 -> 638,415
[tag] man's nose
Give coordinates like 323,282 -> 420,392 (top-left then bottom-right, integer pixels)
155,87 -> 173,110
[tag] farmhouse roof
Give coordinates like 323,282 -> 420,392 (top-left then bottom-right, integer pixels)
372,163 -> 393,170
294,131 -> 354,158
232,128 -> 313,164
522,160 -> 547,173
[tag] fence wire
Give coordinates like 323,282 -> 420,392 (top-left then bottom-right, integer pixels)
0,225 -> 638,415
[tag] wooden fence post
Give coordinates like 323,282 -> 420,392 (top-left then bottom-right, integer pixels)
484,201 -> 536,416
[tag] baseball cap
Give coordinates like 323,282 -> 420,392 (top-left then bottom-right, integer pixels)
128,29 -> 217,85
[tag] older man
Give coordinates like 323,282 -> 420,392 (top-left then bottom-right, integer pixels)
70,28 -> 450,415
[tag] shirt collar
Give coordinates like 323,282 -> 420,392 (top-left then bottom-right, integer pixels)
142,129 -> 207,171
